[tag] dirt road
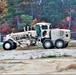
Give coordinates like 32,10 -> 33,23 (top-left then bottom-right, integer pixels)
0,58 -> 76,74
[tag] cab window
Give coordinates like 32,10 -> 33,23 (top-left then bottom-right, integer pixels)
42,25 -> 48,30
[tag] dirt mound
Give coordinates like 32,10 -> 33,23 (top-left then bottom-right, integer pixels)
65,64 -> 76,70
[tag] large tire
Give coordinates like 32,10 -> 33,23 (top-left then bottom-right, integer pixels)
13,42 -> 17,49
3,40 -> 14,50
8,40 -> 17,49
65,42 -> 68,48
55,39 -> 65,49
43,39 -> 53,49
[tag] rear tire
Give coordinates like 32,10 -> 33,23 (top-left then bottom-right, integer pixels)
65,42 -> 68,48
55,39 -> 65,49
43,39 -> 53,49
3,40 -> 14,50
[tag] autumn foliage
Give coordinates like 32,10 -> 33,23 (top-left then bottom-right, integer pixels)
31,18 -> 38,27
0,0 -> 76,35
0,23 -> 12,34
0,1 -> 7,16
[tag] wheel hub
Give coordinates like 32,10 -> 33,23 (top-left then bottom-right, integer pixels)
5,43 -> 11,49
45,42 -> 51,47
57,41 -> 63,47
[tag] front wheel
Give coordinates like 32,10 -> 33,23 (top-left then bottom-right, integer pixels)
3,40 -> 14,50
8,40 -> 17,49
13,42 -> 17,49
43,39 -> 53,49
55,39 -> 65,49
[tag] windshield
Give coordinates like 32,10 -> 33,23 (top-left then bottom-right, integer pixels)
42,25 -> 48,30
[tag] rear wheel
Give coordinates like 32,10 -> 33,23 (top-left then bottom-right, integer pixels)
43,39 -> 53,49
65,42 -> 68,48
55,39 -> 65,49
3,40 -> 14,50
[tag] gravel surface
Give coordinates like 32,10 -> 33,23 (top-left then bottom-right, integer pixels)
0,40 -> 76,60
0,48 -> 76,60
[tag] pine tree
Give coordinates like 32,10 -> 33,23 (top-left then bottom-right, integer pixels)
3,0 -> 24,30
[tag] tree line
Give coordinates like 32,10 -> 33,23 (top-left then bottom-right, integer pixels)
0,0 -> 76,34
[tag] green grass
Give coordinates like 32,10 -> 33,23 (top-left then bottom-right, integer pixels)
0,43 -> 3,48
41,55 -> 57,58
68,42 -> 76,47
41,55 -> 72,59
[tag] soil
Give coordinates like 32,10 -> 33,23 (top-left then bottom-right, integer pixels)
0,58 -> 76,74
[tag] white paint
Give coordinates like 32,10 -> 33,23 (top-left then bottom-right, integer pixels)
45,41 -> 51,47
56,41 -> 63,47
5,43 -> 11,49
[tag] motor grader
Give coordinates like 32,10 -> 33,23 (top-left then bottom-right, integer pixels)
3,22 -> 71,50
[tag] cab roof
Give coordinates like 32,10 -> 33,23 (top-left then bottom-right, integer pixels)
36,22 -> 51,26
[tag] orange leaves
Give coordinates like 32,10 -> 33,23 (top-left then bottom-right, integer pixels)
0,1 -> 7,7
31,18 -> 37,26
0,2 -> 7,15
11,28 -> 17,33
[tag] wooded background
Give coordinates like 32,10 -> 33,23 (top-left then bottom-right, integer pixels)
0,0 -> 76,36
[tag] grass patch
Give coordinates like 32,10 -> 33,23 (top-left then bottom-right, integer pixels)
0,43 -> 3,48
68,40 -> 76,47
41,55 -> 58,58
41,55 -> 71,59
68,43 -> 76,47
